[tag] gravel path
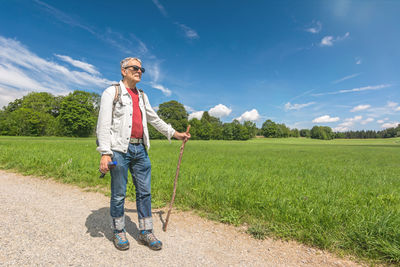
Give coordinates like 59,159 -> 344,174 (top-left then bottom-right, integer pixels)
0,170 -> 363,266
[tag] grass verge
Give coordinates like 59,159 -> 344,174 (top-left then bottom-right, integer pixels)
0,136 -> 399,264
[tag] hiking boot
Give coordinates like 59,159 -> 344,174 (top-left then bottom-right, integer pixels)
113,229 -> 129,251
138,230 -> 162,250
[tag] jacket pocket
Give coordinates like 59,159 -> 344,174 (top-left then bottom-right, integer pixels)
113,102 -> 125,117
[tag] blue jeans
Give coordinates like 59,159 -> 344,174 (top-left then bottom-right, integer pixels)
110,143 -> 153,231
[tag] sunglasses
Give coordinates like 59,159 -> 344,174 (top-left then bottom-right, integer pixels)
125,65 -> 145,73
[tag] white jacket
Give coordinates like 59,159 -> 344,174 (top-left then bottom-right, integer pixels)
96,81 -> 175,155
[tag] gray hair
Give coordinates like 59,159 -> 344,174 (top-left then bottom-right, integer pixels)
120,57 -> 142,68
120,57 -> 142,79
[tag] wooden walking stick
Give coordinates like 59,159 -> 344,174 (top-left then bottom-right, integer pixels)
163,125 -> 190,232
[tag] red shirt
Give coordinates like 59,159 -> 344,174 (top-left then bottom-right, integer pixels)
126,88 -> 143,139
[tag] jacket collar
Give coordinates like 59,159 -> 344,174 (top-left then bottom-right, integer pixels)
119,80 -> 129,95
119,80 -> 144,103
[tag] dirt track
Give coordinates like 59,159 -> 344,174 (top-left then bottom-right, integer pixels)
0,170 -> 362,266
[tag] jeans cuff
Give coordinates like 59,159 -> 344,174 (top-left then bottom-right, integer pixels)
111,215 -> 125,231
139,217 -> 153,230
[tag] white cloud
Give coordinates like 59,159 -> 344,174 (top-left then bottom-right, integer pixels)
0,63 -> 44,90
151,0 -> 168,17
355,57 -> 362,65
332,116 -> 363,130
145,62 -> 173,96
339,116 -> 362,127
0,86 -> 31,109
187,104 -> 232,121
188,111 -> 204,120
149,82 -> 172,96
284,101 -> 315,111
312,115 -> 340,123
55,54 -> 99,75
35,0 -> 149,56
350,104 -> 371,112
339,121 -> 353,127
321,36 -> 334,46
387,101 -> 398,108
367,100 -> 400,118
101,29 -> 150,56
151,1 -> 199,42
305,20 -> 322,34
289,88 -> 316,102
338,32 -> 350,40
350,115 -> 362,121
184,105 -> 195,113
339,84 -> 391,94
34,0 -> 95,34
313,84 -> 391,96
320,32 -> 350,47
333,73 -> 360,84
382,122 -> 399,128
333,126 -> 349,132
146,62 -> 161,83
361,118 -> 374,125
175,22 -> 199,40
235,109 -> 260,122
0,35 -> 114,108
377,118 -> 389,124
209,104 -> 232,118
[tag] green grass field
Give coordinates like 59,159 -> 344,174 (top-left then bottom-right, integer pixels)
0,136 -> 399,263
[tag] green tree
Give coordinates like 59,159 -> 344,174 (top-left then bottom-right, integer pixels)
311,126 -> 334,140
21,92 -> 60,117
198,112 -> 212,140
230,120 -> 249,140
187,118 -> 202,140
300,129 -> 311,137
157,100 -> 188,132
58,91 -> 97,137
311,126 -> 322,139
148,124 -> 166,139
0,92 -> 62,136
206,114 -> 223,140
322,126 -> 334,140
222,122 -> 234,140
3,98 -> 23,113
277,123 -> 290,138
243,121 -> 257,138
237,124 -> 250,140
262,119 -> 279,138
290,128 -> 300,137
9,108 -> 51,136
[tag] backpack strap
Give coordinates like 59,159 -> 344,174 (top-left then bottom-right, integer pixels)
137,88 -> 146,113
113,84 -> 122,107
97,84 -> 121,146
110,84 -> 122,123
110,85 -> 146,118
138,88 -> 144,98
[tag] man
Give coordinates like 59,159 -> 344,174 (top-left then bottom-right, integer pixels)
96,57 -> 190,251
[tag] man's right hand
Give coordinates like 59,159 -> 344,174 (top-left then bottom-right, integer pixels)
100,155 -> 112,173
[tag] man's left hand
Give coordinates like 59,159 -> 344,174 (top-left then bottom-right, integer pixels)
173,131 -> 191,141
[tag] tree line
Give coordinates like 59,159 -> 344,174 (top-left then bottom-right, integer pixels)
148,101 -> 257,140
334,128 -> 400,139
0,91 -> 99,137
1,91 -> 399,140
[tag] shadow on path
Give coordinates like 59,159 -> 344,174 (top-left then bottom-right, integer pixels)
85,207 -> 166,243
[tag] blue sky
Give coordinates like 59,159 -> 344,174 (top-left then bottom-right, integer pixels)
0,0 -> 399,131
